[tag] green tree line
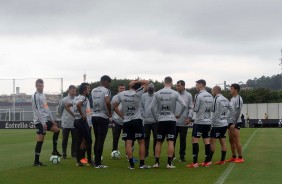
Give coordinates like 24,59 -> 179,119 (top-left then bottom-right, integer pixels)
65,75 -> 282,104
246,74 -> 282,90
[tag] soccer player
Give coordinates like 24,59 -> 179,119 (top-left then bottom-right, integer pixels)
111,83 -> 126,152
187,79 -> 213,168
140,83 -> 157,158
113,79 -> 150,169
209,86 -> 234,165
174,80 -> 193,162
151,77 -> 186,169
71,83 -> 93,166
32,79 -> 61,166
57,85 -> 77,159
91,75 -> 112,168
226,83 -> 244,163
111,84 -> 138,163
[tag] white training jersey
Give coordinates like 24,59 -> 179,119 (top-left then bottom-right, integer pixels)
150,87 -> 186,122
230,95 -> 243,123
91,86 -> 111,119
116,87 -> 145,123
194,90 -> 213,125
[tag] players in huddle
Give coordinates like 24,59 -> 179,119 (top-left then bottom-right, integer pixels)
32,78 -> 244,168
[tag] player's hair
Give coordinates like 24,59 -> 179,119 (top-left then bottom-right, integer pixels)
131,83 -> 142,90
79,83 -> 89,95
231,83 -> 240,92
164,76 -> 172,84
35,79 -> 44,85
214,85 -> 222,93
177,80 -> 185,86
118,83 -> 125,87
68,85 -> 76,90
100,75 -> 112,83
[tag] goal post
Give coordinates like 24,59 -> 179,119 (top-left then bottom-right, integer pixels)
0,78 -> 63,121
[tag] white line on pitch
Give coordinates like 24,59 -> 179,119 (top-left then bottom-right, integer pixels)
214,128 -> 259,184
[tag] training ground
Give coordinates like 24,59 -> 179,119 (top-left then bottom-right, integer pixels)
0,128 -> 281,184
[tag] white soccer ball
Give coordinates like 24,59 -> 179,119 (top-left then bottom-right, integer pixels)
50,155 -> 61,164
111,150 -> 121,159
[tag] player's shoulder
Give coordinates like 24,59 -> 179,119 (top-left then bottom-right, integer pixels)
185,90 -> 192,96
35,92 -> 46,100
163,87 -> 174,93
99,86 -> 109,93
112,94 -> 119,99
218,95 -> 229,103
218,94 -> 226,100
91,86 -> 98,93
92,86 -> 103,92
155,88 -> 167,95
232,95 -> 242,101
76,95 -> 86,101
62,96 -> 70,101
182,90 -> 192,98
32,92 -> 38,98
141,92 -> 149,97
238,95 -> 243,104
34,91 -> 43,96
102,86 -> 110,92
197,90 -> 207,97
204,90 -> 213,96
118,90 -> 130,97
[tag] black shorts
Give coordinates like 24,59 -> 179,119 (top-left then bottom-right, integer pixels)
192,124 -> 211,138
157,121 -> 176,142
228,123 -> 241,130
35,121 -> 54,135
210,126 -> 228,139
74,118 -> 92,144
122,119 -> 145,141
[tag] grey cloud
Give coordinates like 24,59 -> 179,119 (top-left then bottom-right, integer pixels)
0,0 -> 281,86
1,0 -> 282,41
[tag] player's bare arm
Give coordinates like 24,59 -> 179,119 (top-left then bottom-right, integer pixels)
65,103 -> 75,117
113,101 -> 124,119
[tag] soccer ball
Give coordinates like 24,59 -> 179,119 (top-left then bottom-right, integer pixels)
111,150 -> 121,159
50,155 -> 61,164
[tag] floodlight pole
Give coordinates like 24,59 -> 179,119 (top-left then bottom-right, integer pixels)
60,78 -> 64,100
83,73 -> 86,82
280,49 -> 282,89
13,78 -> 15,121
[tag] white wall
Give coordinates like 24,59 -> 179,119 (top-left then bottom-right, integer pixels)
243,103 -> 282,119
268,103 -> 279,119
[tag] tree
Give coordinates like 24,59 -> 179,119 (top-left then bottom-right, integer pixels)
63,74 -> 282,104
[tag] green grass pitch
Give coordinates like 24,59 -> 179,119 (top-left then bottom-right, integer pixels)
0,128 -> 281,184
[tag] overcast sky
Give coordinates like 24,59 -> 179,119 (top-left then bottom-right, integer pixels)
0,0 -> 281,94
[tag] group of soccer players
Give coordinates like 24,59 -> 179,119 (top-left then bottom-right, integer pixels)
31,76 -> 244,169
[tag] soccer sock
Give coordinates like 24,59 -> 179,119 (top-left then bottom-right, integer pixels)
209,151 -> 214,162
168,157 -> 173,166
205,144 -> 211,163
129,158 -> 134,167
80,150 -> 85,162
87,148 -> 92,163
35,141 -> 43,163
155,157 -> 160,164
192,143 -> 199,164
221,151 -> 227,161
140,160 -> 145,166
53,132 -> 59,152
239,156 -> 243,159
233,155 -> 237,159
83,149 -> 86,158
